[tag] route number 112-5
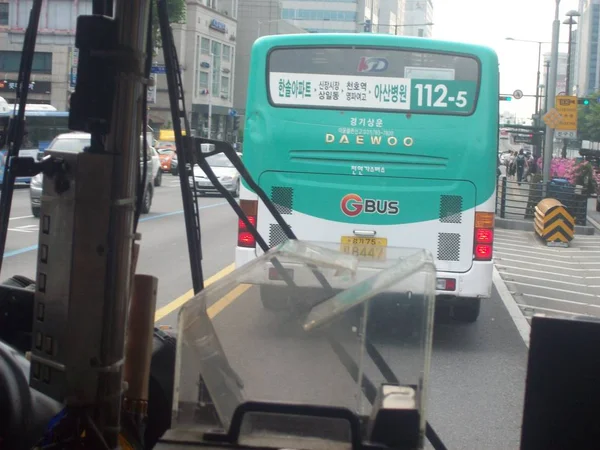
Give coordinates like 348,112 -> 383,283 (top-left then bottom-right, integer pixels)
414,83 -> 468,108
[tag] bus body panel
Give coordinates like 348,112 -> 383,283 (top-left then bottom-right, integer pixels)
237,34 -> 499,300
255,171 -> 476,273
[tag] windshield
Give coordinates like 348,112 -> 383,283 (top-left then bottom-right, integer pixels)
268,47 -> 480,115
206,153 -> 234,167
47,136 -> 90,153
173,241 -> 435,443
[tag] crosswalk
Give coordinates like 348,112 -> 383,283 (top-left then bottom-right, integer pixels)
494,228 -> 600,322
8,224 -> 38,233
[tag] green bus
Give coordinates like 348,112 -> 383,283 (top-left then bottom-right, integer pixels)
235,34 -> 499,322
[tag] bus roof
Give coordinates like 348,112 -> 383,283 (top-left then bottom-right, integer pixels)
0,111 -> 69,117
254,33 -> 497,58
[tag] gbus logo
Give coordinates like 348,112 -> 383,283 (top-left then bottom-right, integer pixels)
340,193 -> 399,217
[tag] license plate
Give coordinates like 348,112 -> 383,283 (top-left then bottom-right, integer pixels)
340,236 -> 387,260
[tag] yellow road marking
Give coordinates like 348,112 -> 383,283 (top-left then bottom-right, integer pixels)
154,262 -> 235,322
207,284 -> 251,318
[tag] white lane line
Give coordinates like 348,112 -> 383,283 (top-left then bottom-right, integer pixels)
9,215 -> 34,221
495,242 -> 600,253
495,250 -> 600,265
522,292 -> 600,309
493,257 -> 584,271
495,263 -> 584,278
504,280 -> 598,298
520,304 -> 593,317
504,272 -> 591,287
493,267 -> 530,348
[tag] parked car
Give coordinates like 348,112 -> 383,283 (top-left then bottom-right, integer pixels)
149,146 -> 162,186
30,132 -> 155,217
158,148 -> 176,174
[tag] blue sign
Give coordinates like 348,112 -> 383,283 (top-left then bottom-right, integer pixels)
151,65 -> 167,74
228,109 -> 237,117
210,19 -> 227,33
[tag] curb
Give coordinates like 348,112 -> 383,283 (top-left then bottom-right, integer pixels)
492,266 -> 530,348
588,215 -> 600,232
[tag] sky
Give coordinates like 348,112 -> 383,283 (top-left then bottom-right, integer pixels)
432,0 -> 581,119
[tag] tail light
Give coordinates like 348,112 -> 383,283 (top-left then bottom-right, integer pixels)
436,278 -> 456,291
474,212 -> 494,261
238,199 -> 258,248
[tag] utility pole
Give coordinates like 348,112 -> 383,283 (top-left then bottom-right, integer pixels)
207,52 -> 215,139
543,0 -> 561,185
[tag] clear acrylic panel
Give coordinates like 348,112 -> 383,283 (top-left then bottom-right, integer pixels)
172,240 -> 435,445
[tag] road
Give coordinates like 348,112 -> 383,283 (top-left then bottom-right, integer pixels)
3,177 -> 528,449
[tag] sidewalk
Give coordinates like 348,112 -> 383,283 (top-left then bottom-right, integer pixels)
494,199 -> 600,323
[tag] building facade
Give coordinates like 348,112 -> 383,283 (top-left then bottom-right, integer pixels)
0,0 -> 94,110
543,52 -> 569,97
576,0 -> 600,96
280,0 -> 378,34
150,0 -> 238,141
402,0 -> 433,38
377,0 -> 404,35
233,0 -> 306,115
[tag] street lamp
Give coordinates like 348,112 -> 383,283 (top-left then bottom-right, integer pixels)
504,38 -> 569,115
561,10 -> 580,158
543,0 -> 562,185
505,38 -> 544,115
563,10 -> 580,95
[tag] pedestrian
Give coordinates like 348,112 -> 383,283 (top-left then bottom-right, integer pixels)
516,149 -> 526,185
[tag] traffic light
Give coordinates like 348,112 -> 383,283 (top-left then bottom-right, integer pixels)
364,20 -> 372,33
577,98 -> 590,105
233,116 -> 240,130
499,95 -> 512,101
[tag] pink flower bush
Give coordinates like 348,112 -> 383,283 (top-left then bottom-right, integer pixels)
535,158 -> 592,184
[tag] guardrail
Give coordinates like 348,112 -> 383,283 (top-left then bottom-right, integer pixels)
495,177 -> 589,226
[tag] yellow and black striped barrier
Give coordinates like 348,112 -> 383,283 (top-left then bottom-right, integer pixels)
534,198 -> 575,246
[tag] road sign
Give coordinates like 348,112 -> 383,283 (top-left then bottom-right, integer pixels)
555,130 -> 577,139
513,89 -> 523,100
542,108 -> 562,129
513,134 -> 534,144
555,95 -> 578,131
151,65 -> 166,74
228,108 -> 237,117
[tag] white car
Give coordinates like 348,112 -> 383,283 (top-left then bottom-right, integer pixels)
190,153 -> 241,197
149,146 -> 162,186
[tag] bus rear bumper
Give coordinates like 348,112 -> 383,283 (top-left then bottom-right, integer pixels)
436,261 -> 493,300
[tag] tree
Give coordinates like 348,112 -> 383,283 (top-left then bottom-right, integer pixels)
577,91 -> 600,142
151,0 -> 186,50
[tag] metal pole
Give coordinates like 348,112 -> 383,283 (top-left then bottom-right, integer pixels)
544,61 -> 550,112
535,42 -> 542,114
98,0 -> 152,445
208,53 -> 213,139
543,0 -> 561,185
562,20 -> 574,158
566,20 -> 573,92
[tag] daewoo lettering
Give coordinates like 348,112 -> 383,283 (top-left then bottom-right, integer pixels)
325,133 -> 413,147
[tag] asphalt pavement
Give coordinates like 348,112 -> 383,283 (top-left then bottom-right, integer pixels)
3,176 -> 529,449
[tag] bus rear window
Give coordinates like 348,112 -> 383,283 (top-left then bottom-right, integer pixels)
267,47 -> 480,115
